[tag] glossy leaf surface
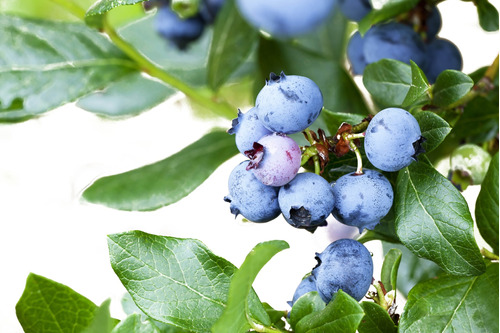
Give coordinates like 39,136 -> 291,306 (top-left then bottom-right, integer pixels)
399,262 -> 499,332
83,130 -> 238,211
395,162 -> 485,276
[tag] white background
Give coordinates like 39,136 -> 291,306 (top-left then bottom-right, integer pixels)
1,1 -> 499,332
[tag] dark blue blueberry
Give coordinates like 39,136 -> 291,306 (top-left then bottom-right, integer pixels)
288,274 -> 318,307
424,38 -> 463,83
347,31 -> 368,75
338,0 -> 372,22
363,22 -> 427,70
155,5 -> 205,50
425,6 -> 442,41
312,239 -> 373,303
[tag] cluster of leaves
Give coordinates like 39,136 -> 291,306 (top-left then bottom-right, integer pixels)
2,0 -> 499,332
16,229 -> 499,332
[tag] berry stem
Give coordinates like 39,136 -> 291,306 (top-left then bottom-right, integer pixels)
481,248 -> 499,261
353,142 -> 363,175
49,0 -> 238,120
102,18 -> 235,119
303,128 -> 316,145
300,146 -> 317,166
313,155 -> 321,175
342,132 -> 364,174
346,132 -> 366,141
373,282 -> 389,310
445,54 -> 499,110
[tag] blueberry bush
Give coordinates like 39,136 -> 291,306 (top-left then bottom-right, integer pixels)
1,0 -> 499,332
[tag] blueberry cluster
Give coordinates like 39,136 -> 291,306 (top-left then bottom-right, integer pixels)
225,72 -> 425,233
224,72 -> 333,231
145,0 -> 226,50
290,239 -> 373,306
345,2 -> 462,83
331,107 -> 425,232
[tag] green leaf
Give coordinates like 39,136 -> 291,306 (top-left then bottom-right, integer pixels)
211,240 -> 289,333
293,9 -> 350,62
83,129 -> 238,211
77,72 -> 176,117
85,0 -> 146,28
451,95 -> 499,143
414,111 -> 452,154
121,293 -> 188,332
288,292 -> 326,330
207,0 -> 258,90
257,37 -> 369,115
294,290 -> 364,333
321,109 -> 365,137
0,14 -> 136,122
358,0 -> 419,34
107,231 -> 269,333
476,0 -> 499,32
382,243 -> 443,298
399,261 -> 499,332
475,153 -> 499,254
358,302 -> 397,333
362,59 -> 412,107
431,70 -> 474,107
111,314 -> 161,333
117,15 -> 210,88
380,249 -> 402,293
82,299 -> 119,333
261,303 -> 287,331
395,161 -> 486,276
16,273 -> 98,333
402,61 -> 430,108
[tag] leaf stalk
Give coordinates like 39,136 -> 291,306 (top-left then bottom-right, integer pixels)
102,18 -> 235,119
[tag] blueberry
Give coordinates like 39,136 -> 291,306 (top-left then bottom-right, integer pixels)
278,172 -> 335,229
235,0 -> 336,38
363,22 -> 427,70
347,31 -> 368,75
312,239 -> 373,303
338,0 -> 372,22
425,6 -> 442,41
331,169 -> 394,232
288,274 -> 318,307
256,72 -> 323,134
423,38 -> 463,83
245,133 -> 301,187
224,161 -> 281,222
228,108 -> 273,155
364,108 -> 425,172
450,144 -> 492,186
155,5 -> 205,50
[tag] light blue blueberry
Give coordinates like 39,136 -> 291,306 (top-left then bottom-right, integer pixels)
224,161 -> 280,222
331,169 -> 394,232
364,108 -> 423,172
256,72 -> 323,134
